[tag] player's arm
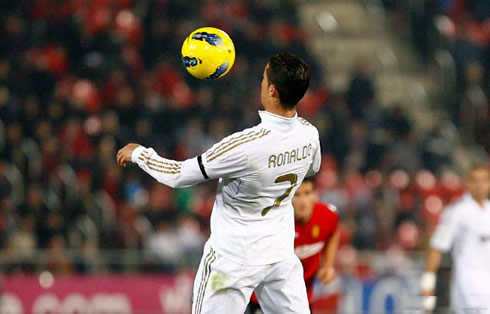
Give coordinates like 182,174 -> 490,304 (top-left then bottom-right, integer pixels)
306,130 -> 321,177
318,228 -> 340,285
117,143 -> 207,188
420,247 -> 443,311
421,205 -> 459,310
117,135 -> 249,188
422,247 -> 442,296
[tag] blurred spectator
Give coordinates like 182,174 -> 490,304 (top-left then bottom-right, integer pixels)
46,234 -> 73,274
345,61 -> 375,119
7,216 -> 36,258
459,62 -> 488,145
0,159 -> 12,202
73,240 -> 97,274
421,123 -> 453,173
145,220 -> 183,272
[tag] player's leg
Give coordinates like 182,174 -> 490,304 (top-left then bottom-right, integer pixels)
192,243 -> 214,314
192,242 -> 262,314
304,278 -> 315,305
255,255 -> 310,314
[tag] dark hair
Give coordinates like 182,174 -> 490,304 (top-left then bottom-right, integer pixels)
301,176 -> 316,187
266,53 -> 310,109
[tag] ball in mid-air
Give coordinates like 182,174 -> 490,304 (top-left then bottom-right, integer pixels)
181,27 -> 235,80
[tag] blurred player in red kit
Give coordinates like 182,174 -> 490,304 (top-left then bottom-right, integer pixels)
248,177 -> 340,312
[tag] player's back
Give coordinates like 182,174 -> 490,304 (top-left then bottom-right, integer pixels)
205,110 -> 321,265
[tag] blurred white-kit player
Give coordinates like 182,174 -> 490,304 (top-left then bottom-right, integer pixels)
422,166 -> 490,313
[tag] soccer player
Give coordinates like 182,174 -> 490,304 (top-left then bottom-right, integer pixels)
117,53 -> 319,314
248,177 -> 340,312
421,166 -> 490,313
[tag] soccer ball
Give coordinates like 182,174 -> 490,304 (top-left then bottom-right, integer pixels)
181,27 -> 235,80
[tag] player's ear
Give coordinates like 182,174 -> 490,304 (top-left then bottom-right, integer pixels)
269,84 -> 278,98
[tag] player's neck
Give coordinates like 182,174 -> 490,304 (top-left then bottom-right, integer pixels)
473,197 -> 486,209
470,193 -> 487,209
264,101 -> 296,118
296,212 -> 313,224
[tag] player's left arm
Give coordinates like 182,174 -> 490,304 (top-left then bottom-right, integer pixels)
317,207 -> 340,285
117,137 -> 249,188
117,143 -> 208,188
317,229 -> 340,285
420,204 -> 460,308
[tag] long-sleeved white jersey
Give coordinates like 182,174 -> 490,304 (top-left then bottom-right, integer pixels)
131,110 -> 321,265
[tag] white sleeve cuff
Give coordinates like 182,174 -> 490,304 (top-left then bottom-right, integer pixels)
421,271 -> 436,292
131,146 -> 146,163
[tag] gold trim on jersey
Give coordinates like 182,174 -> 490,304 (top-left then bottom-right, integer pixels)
195,250 -> 213,313
140,152 -> 181,170
138,153 -> 182,174
140,161 -> 181,174
139,161 -> 181,174
206,129 -> 271,162
207,129 -> 262,158
195,249 -> 216,314
298,117 -> 312,126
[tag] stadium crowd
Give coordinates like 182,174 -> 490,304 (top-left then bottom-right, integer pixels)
383,0 -> 489,149
0,0 -> 487,274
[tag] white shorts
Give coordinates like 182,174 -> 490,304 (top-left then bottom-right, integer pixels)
451,279 -> 490,314
192,241 -> 310,314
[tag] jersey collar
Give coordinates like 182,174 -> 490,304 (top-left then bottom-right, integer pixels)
463,192 -> 490,210
258,110 -> 298,132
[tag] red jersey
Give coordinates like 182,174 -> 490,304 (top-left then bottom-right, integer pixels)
295,202 -> 339,301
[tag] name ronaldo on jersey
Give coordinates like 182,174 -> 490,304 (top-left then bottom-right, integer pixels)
268,143 -> 313,168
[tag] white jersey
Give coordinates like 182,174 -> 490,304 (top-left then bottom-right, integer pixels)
430,193 -> 490,312
131,110 -> 321,265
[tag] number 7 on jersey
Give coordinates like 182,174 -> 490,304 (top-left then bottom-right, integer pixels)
261,173 -> 298,216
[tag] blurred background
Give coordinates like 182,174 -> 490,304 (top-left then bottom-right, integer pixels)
0,0 -> 488,313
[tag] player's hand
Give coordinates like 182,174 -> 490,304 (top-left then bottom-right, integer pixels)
421,293 -> 436,311
117,143 -> 140,167
318,266 -> 336,285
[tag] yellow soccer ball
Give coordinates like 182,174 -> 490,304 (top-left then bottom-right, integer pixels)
181,27 -> 235,80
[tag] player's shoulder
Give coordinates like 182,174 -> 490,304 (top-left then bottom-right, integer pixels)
314,202 -> 339,218
204,125 -> 271,162
221,125 -> 267,140
297,116 -> 313,127
441,196 -> 467,218
297,116 -> 319,137
449,194 -> 472,210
